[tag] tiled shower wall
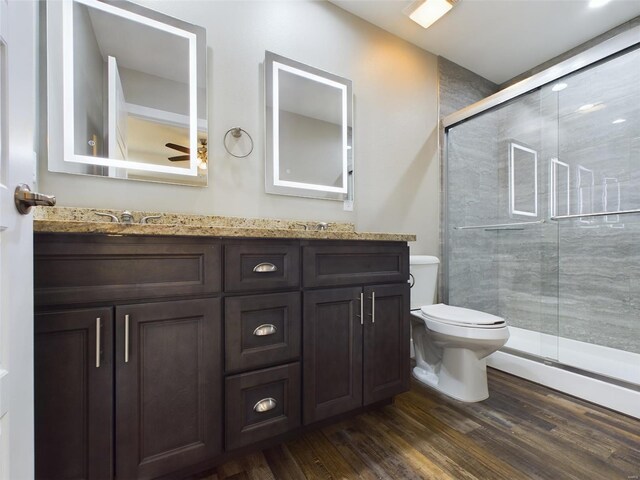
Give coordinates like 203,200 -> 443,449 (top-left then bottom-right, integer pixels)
446,46 -> 640,355
437,57 -> 498,303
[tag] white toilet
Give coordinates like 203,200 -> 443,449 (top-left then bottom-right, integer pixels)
410,255 -> 509,402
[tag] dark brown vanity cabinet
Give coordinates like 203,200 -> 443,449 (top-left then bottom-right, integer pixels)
34,234 -> 409,480
222,241 -> 303,452
34,235 -> 223,480
302,283 -> 410,424
301,242 -> 410,424
35,299 -> 222,480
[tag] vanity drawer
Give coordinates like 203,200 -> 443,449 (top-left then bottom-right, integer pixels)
225,363 -> 301,451
225,292 -> 301,374
224,241 -> 300,292
302,243 -> 409,288
34,234 -> 222,306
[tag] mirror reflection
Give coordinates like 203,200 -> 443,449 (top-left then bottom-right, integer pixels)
265,51 -> 353,202
47,0 -> 207,186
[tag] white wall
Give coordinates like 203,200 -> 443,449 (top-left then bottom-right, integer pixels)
39,0 -> 440,254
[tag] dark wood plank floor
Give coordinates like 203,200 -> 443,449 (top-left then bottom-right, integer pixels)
205,369 -> 640,480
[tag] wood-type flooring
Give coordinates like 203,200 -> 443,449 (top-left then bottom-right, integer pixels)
200,368 -> 640,480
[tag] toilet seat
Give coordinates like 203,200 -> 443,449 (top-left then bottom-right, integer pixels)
420,304 -> 505,329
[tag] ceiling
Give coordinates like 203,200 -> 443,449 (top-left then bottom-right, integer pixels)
328,0 -> 640,84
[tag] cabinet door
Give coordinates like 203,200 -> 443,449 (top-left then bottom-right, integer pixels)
363,284 -> 410,405
115,298 -> 222,480
35,308 -> 113,480
303,287 -> 362,425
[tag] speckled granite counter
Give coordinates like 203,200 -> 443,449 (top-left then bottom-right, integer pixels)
33,207 -> 416,242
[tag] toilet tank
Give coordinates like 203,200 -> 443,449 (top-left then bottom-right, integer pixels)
409,255 -> 440,309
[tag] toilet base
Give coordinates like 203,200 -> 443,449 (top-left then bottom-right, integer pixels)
413,348 -> 489,403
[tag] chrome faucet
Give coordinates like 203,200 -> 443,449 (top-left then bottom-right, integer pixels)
315,222 -> 330,231
94,210 -> 160,224
120,210 -> 134,224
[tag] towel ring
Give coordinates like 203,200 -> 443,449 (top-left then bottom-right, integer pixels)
223,127 -> 254,158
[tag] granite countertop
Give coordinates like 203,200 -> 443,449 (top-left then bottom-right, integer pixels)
33,207 -> 416,242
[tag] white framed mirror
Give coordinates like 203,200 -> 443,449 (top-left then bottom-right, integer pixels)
46,0 -> 208,186
265,51 -> 353,202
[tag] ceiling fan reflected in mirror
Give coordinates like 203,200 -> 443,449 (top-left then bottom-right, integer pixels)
166,138 -> 208,170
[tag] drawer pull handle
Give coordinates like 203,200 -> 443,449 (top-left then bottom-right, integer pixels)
253,262 -> 278,273
253,324 -> 277,336
253,397 -> 277,413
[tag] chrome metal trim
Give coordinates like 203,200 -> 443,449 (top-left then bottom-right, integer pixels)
253,397 -> 277,413
96,318 -> 101,368
95,212 -> 119,223
443,25 -> 640,129
454,219 -> 545,230
551,208 -> 640,220
253,324 -> 277,336
124,314 -> 130,363
120,210 -> 134,224
253,262 -> 278,273
440,123 -> 449,305
140,215 -> 162,224
370,292 -> 375,324
14,184 -> 56,214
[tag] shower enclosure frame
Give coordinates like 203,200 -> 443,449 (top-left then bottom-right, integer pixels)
440,24 -> 640,418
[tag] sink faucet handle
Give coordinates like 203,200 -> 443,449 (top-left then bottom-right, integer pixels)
294,222 -> 308,231
140,215 -> 162,225
94,212 -> 119,223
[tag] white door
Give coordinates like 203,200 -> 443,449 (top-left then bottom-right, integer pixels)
108,55 -> 128,178
0,1 -> 39,479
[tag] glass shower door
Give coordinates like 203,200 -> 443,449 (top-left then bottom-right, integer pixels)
552,47 -> 640,387
446,87 -> 560,362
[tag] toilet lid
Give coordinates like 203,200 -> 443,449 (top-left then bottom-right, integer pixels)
420,304 -> 505,327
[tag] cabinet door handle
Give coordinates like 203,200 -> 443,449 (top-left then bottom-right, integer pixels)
356,292 -> 363,325
253,324 -> 277,336
253,262 -> 278,273
124,314 -> 130,363
369,292 -> 375,324
253,397 -> 277,413
96,317 -> 101,368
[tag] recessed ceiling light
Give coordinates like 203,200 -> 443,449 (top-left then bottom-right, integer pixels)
404,0 -> 457,29
578,103 -> 595,111
552,82 -> 568,92
612,118 -> 626,124
589,0 -> 611,7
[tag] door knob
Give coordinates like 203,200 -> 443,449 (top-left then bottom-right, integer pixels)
14,184 -> 56,215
